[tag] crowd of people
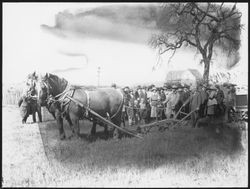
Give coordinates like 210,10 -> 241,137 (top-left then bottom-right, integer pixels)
19,72 -> 237,127
117,81 -> 237,127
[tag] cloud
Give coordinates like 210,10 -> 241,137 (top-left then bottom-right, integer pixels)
41,4 -> 160,44
51,67 -> 83,73
58,50 -> 89,64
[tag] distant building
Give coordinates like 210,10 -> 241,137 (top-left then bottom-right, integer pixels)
165,69 -> 202,86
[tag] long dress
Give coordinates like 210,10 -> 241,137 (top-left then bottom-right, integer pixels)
164,92 -> 173,119
150,92 -> 159,118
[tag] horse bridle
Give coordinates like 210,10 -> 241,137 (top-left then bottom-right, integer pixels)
39,77 -> 54,105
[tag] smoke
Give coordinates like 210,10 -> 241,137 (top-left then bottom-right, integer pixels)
51,67 -> 83,73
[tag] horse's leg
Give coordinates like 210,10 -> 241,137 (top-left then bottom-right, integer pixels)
22,115 -> 28,124
37,106 -> 42,122
55,109 -> 65,140
65,114 -> 74,139
91,119 -> 97,135
23,110 -> 29,124
65,114 -> 73,130
74,118 -> 80,138
32,112 -> 36,123
112,117 -> 122,139
122,111 -> 126,127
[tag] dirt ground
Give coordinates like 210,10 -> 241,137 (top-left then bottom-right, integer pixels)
2,105 -> 248,187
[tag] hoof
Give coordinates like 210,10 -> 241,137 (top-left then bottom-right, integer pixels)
60,134 -> 66,140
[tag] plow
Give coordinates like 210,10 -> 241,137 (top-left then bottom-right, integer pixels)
40,78 -> 247,140
63,92 -> 194,139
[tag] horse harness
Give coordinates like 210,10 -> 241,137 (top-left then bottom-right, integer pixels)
45,83 -> 123,121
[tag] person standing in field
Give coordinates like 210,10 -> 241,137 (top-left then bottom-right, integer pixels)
215,84 -> 225,117
163,85 -> 173,119
189,84 -> 202,127
127,89 -> 136,126
121,87 -> 130,127
150,87 -> 159,121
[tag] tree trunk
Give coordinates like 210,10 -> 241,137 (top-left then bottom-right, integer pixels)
203,58 -> 210,85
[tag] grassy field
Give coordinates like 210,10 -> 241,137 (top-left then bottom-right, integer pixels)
2,105 -> 248,187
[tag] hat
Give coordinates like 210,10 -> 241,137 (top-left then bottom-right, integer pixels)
124,86 -> 129,91
177,83 -> 182,88
152,87 -> 157,91
172,84 -> 178,89
208,85 -> 217,90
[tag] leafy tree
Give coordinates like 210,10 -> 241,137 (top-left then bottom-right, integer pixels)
150,3 -> 243,85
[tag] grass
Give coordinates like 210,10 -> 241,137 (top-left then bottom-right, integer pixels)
39,110 -> 248,187
2,105 -> 248,187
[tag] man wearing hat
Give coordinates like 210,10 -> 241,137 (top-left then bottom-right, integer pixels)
198,83 -> 209,118
163,84 -> 179,119
171,84 -> 181,116
127,89 -> 136,126
206,85 -> 218,116
189,84 -> 203,127
215,84 -> 225,117
121,87 -> 130,126
222,83 -> 237,122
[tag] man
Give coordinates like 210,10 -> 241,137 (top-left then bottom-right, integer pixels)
199,83 -> 209,118
182,84 -> 191,114
18,82 -> 39,123
138,86 -> 148,123
206,85 -> 218,127
215,84 -> 225,117
127,89 -> 136,126
170,84 -> 181,118
223,83 -> 237,122
189,84 -> 202,127
121,86 -> 130,127
163,84 -> 179,119
157,87 -> 166,120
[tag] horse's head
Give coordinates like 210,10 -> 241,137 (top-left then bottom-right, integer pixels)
36,73 -> 51,106
36,72 -> 68,106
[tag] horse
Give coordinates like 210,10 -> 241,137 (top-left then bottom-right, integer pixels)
37,73 -> 124,140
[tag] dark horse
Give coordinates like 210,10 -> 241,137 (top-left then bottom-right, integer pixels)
37,73 -> 124,140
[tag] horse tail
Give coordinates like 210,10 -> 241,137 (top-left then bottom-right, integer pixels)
18,98 -> 23,107
110,89 -> 124,120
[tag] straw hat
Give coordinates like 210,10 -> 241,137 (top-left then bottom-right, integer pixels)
172,84 -> 178,89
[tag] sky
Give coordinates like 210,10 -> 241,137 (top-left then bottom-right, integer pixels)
3,3 -> 248,87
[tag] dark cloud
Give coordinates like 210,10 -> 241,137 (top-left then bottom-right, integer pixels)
41,4 -> 161,44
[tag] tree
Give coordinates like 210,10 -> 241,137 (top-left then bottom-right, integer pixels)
150,3 -> 243,85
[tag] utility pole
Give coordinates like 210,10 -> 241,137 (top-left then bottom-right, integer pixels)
97,66 -> 100,87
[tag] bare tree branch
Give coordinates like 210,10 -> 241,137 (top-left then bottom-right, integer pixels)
149,2 -> 242,83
